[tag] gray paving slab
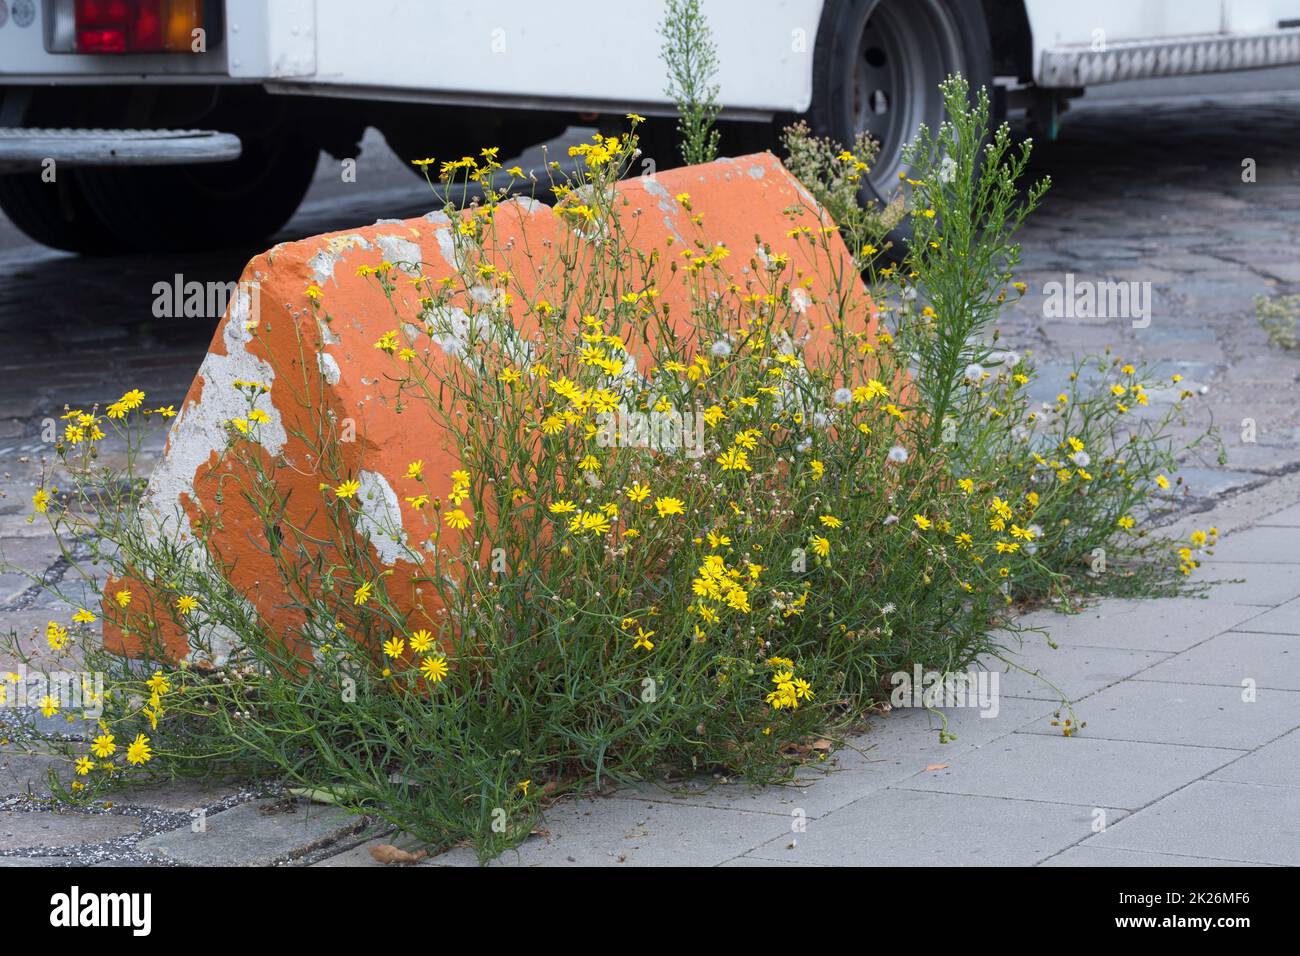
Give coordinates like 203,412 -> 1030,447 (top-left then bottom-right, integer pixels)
1258,503 -> 1300,526
0,810 -> 140,852
981,641 -> 1170,702
743,789 -> 1100,867
1209,526 -> 1300,564
1209,729 -> 1300,788
1038,845 -> 1270,867
1228,597 -> 1300,635
896,732 -> 1238,811
606,697 -> 1054,820
1015,599 -> 1263,653
1019,680 -> 1300,750
136,798 -> 365,867
1198,562 -> 1300,607
428,796 -> 795,867
1088,780 -> 1300,866
1139,630 -> 1300,689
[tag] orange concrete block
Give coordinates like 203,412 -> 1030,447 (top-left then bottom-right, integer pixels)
102,153 -> 878,665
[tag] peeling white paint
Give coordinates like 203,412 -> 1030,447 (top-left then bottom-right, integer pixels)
375,234 -> 423,275
354,470 -> 412,566
318,352 -> 341,385
308,234 -> 372,285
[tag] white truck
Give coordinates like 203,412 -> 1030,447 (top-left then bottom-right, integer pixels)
2,0 -> 1299,253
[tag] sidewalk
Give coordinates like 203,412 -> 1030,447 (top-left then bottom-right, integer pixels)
3,491 -> 1297,867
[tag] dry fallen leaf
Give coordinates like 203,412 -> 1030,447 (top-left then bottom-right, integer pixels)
925,763 -> 949,772
369,843 -> 428,865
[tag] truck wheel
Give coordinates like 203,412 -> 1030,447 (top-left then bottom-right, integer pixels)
74,125 -> 320,253
809,0 -> 992,214
0,172 -> 119,254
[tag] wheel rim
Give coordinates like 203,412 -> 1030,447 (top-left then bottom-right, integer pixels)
849,0 -> 965,199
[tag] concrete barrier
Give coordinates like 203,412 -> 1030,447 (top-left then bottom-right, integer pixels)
102,153 -> 878,665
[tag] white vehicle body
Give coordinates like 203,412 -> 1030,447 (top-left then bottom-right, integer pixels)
2,0 -> 1298,253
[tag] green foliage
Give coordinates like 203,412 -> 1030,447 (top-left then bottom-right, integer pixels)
659,0 -> 722,165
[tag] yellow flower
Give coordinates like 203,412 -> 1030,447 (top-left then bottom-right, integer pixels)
383,636 -> 405,659
32,489 -> 52,514
913,514 -> 932,531
126,734 -> 153,765
818,514 -> 842,529
410,629 -> 434,653
39,695 -> 59,718
407,460 -> 424,480
444,509 -> 472,530
334,479 -> 361,499
626,482 -> 651,503
176,595 -> 198,616
810,459 -> 825,480
91,733 -> 116,758
632,627 -> 655,651
45,621 -> 68,652
654,497 -> 685,518
72,608 -> 96,624
115,589 -> 132,608
75,756 -> 94,776
1155,474 -> 1170,490
717,447 -> 751,472
810,535 -> 831,558
353,581 -> 372,606
420,655 -> 450,683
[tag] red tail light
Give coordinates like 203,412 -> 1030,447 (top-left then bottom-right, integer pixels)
74,0 -> 202,54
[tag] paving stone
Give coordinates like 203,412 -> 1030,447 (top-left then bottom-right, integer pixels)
1210,526 -> 1300,564
1228,596 -> 1300,635
0,856 -> 74,867
1089,780 -> 1300,866
113,778 -> 245,814
1259,503 -> 1300,526
0,810 -> 140,851
1139,630 -> 1300,689
429,796 -> 794,867
0,751 -> 74,798
744,789 -> 1099,867
1209,729 -> 1300,788
1176,467 -> 1260,499
136,798 -> 365,867
606,697 -> 1053,820
1198,562 -> 1300,606
896,732 -> 1236,811
1019,680 -> 1300,749
1015,598 -> 1263,653
981,640 -> 1170,702
1039,845 -> 1268,867
311,831 -> 427,867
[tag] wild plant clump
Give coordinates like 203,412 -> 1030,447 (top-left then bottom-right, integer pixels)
4,79 -> 1214,860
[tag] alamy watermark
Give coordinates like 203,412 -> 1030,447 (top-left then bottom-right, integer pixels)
1042,273 -> 1151,329
594,404 -> 705,457
889,664 -> 1000,718
1,665 -> 104,719
152,274 -> 260,322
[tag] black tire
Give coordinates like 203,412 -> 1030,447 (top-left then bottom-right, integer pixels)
0,171 -> 120,255
76,127 -> 320,254
809,0 -> 992,210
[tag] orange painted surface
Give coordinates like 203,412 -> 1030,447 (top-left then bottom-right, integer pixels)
101,153 -> 878,664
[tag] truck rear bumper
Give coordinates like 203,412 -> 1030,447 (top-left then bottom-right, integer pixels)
0,127 -> 241,172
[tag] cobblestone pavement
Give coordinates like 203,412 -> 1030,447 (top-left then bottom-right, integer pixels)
1,84 -> 1298,865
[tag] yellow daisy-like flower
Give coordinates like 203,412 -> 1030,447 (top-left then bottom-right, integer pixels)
126,734 -> 153,765
420,655 -> 450,683
810,535 -> 831,558
409,629 -> 434,653
654,496 -> 685,518
176,595 -> 198,616
626,482 -> 651,503
913,514 -> 932,531
383,637 -> 405,659
444,509 -> 472,530
334,479 -> 361,499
